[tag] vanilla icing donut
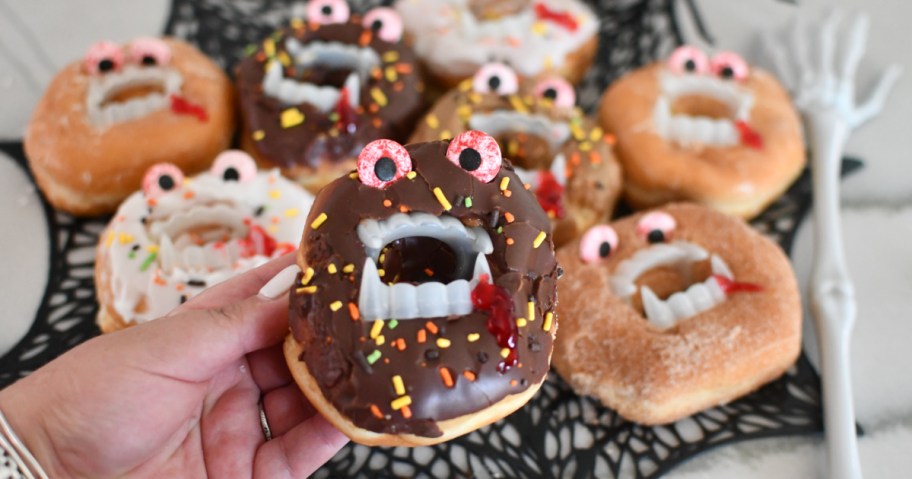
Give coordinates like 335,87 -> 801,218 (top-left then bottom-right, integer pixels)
286,132 -> 559,446
410,63 -> 621,246
552,203 -> 801,424
598,45 -> 805,219
26,37 -> 235,216
394,0 -> 599,86
95,151 -> 314,332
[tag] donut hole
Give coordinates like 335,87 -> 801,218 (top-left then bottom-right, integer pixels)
670,95 -> 733,120
468,0 -> 530,20
377,237 -> 465,285
296,67 -> 358,90
103,83 -> 167,106
497,131 -> 553,171
629,260 -> 713,316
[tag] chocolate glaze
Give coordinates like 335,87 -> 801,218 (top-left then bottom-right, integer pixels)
289,140 -> 559,437
235,17 -> 424,171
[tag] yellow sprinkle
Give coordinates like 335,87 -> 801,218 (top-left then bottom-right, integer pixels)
500,348 -> 510,358
284,208 -> 299,218
296,285 -> 317,294
310,212 -> 328,230
146,245 -> 159,253
532,21 -> 547,35
425,114 -> 439,129
467,92 -> 482,104
533,231 -> 547,248
349,172 -> 359,179
499,177 -> 511,191
343,263 -> 355,273
509,96 -> 529,114
300,267 -> 314,285
263,39 -> 275,57
528,301 -> 535,322
591,127 -> 604,142
280,107 -> 305,128
252,130 -> 265,141
439,129 -> 452,140
391,395 -> 412,410
571,123 -> 586,141
406,171 -> 417,180
516,318 -> 527,328
382,50 -> 400,63
278,51 -> 291,67
268,224 -> 279,234
118,232 -> 134,245
105,231 -> 115,247
384,66 -> 398,82
330,301 -> 343,312
370,320 -> 384,339
375,335 -> 385,346
327,264 -> 338,274
392,375 -> 406,395
378,269 -> 386,277
543,312 -> 554,331
436,338 -> 451,348
458,79 -> 473,92
290,18 -> 304,29
543,55 -> 553,69
269,189 -> 281,199
456,105 -> 473,121
579,142 -> 592,152
467,333 -> 480,342
370,87 -> 388,107
433,187 -> 452,211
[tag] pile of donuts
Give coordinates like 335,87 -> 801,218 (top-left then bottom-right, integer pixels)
24,0 -> 806,445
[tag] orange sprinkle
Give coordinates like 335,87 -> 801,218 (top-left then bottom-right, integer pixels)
399,205 -> 410,213
395,63 -> 412,74
503,189 -> 512,198
507,36 -> 521,46
504,212 -> 515,223
425,321 -> 439,334
146,198 -> 157,207
506,238 -> 515,245
396,338 -> 407,351
370,404 -> 383,419
348,302 -> 360,321
359,30 -> 372,46
372,117 -> 383,128
423,268 -> 435,277
154,275 -> 166,286
603,133 -> 617,145
417,329 -> 427,343
439,367 -> 455,388
183,190 -> 195,200
401,405 -> 413,419
570,151 -> 582,165
175,283 -> 185,292
511,379 -> 518,387
589,150 -> 602,164
463,370 -> 477,382
383,199 -> 392,207
394,81 -> 404,92
368,103 -> 379,113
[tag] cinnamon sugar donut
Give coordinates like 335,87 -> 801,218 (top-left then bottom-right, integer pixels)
394,0 -> 599,87
235,1 -> 425,192
599,46 -> 805,219
286,132 -> 559,446
410,63 -> 622,246
25,37 -> 235,216
552,203 -> 801,424
95,151 -> 314,332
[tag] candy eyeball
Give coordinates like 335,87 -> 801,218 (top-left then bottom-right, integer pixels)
667,45 -> 709,75
308,0 -> 350,25
358,139 -> 412,189
636,211 -> 676,244
710,51 -> 749,81
83,41 -> 124,75
363,7 -> 403,43
445,130 -> 502,183
128,38 -> 171,67
142,163 -> 184,198
211,150 -> 258,183
580,225 -> 619,264
472,63 -> 519,96
534,77 -> 576,108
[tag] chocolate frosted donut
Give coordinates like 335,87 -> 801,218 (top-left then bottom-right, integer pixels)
410,63 -> 622,247
285,131 -> 559,446
236,0 -> 425,192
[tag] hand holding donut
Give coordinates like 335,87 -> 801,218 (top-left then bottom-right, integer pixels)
0,256 -> 346,478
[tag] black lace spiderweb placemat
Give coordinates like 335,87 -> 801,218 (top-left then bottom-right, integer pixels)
0,0 -> 849,477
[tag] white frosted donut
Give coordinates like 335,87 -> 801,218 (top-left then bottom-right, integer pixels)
95,151 -> 314,332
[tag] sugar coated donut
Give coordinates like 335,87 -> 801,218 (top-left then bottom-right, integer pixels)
394,0 -> 599,87
410,63 -> 622,246
285,131 -> 559,446
235,1 -> 425,192
95,151 -> 314,332
26,37 -> 235,216
552,203 -> 801,425
599,45 -> 805,219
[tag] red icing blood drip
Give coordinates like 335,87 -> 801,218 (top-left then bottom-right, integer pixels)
169,94 -> 208,122
735,120 -> 763,150
335,88 -> 357,134
238,224 -> 278,258
535,171 -> 565,219
534,2 -> 579,32
713,274 -> 763,294
471,274 -> 518,373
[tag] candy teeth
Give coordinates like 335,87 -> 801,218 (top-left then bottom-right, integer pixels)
610,241 -> 709,300
356,212 -> 493,263
468,111 -> 571,154
86,65 -> 183,127
653,72 -> 755,147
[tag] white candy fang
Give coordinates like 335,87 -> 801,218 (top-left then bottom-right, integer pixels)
653,72 -> 755,147
86,65 -> 183,127
469,111 -> 571,153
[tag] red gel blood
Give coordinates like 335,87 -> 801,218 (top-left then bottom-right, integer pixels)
471,274 -> 518,373
238,224 -> 277,257
735,120 -> 763,150
335,88 -> 357,134
536,171 -> 565,219
534,2 -> 579,32
713,274 -> 763,294
170,94 -> 208,122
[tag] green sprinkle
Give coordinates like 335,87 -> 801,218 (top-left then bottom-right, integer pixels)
388,319 -> 399,330
464,197 -> 473,208
244,44 -> 257,56
497,226 -> 503,234
328,112 -> 340,123
366,350 -> 382,365
128,250 -> 137,260
140,252 -> 157,272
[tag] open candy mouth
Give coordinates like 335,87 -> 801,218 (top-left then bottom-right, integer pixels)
262,38 -> 380,113
653,72 -> 754,148
609,241 -> 758,329
356,212 -> 495,321
86,65 -> 183,125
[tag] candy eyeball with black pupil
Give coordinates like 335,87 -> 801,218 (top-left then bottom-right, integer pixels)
83,41 -> 123,75
210,150 -> 258,183
308,0 -> 350,25
710,51 -> 749,81
358,139 -> 411,189
445,131 -> 502,183
667,45 -> 709,75
636,211 -> 676,243
362,8 -> 404,43
580,225 -> 619,264
472,63 -> 519,95
142,163 -> 184,198
534,77 -> 576,108
129,38 -> 171,68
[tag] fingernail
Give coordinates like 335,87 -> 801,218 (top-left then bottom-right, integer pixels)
258,264 -> 301,299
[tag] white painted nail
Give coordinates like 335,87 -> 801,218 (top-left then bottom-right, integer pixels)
258,265 -> 301,299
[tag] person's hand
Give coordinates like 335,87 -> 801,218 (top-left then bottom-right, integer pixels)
0,254 -> 347,478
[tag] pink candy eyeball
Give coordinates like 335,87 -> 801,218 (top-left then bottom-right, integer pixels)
667,45 -> 709,75
83,41 -> 123,75
211,150 -> 258,183
710,51 -> 749,81
358,139 -> 412,189
534,77 -> 576,108
308,0 -> 350,25
472,63 -> 519,96
579,225 -> 619,264
636,211 -> 676,244
446,130 -> 502,183
142,163 -> 184,198
363,7 -> 403,43
128,38 -> 172,67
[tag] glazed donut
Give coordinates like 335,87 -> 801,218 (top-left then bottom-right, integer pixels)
410,63 -> 622,246
552,203 -> 801,425
394,0 -> 599,87
95,151 -> 314,333
235,1 -> 425,193
598,45 -> 805,219
285,131 -> 559,446
25,37 -> 235,216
